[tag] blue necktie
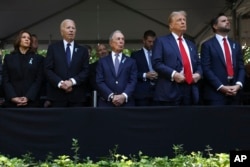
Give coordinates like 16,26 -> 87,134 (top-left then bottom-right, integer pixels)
66,43 -> 71,66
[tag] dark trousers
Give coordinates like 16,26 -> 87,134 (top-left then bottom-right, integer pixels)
154,84 -> 196,106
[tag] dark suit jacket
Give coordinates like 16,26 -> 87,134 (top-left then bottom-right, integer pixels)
131,49 -> 155,99
44,41 -> 89,102
152,34 -> 202,104
200,36 -> 245,101
96,53 -> 137,106
3,51 -> 44,106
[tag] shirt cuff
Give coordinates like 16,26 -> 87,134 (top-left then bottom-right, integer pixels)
58,80 -> 63,88
108,93 -> 114,101
236,81 -> 243,88
122,93 -> 128,102
171,70 -> 176,81
143,73 -> 147,81
217,85 -> 223,91
70,78 -> 76,85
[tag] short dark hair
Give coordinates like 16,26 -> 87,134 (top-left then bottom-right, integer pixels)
143,30 -> 156,39
210,13 -> 226,32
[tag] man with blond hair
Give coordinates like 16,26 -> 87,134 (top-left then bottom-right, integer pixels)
152,11 -> 202,105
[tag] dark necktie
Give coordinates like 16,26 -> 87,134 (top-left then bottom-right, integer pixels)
66,43 -> 71,66
223,38 -> 234,77
178,37 -> 193,84
114,54 -> 120,75
147,50 -> 153,71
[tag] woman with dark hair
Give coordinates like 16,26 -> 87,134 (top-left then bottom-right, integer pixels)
2,30 -> 44,107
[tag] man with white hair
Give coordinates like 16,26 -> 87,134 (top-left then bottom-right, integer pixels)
45,19 -> 89,107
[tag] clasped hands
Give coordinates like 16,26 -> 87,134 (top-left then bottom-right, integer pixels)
220,85 -> 241,96
60,80 -> 73,93
146,71 -> 158,80
112,94 -> 126,107
173,72 -> 201,84
11,97 -> 28,106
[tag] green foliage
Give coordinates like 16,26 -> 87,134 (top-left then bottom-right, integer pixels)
1,48 -> 135,65
243,45 -> 250,64
89,48 -> 134,64
0,140 -> 230,167
37,49 -> 47,57
71,138 -> 80,164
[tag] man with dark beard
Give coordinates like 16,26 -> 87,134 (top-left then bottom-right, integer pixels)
200,13 -> 245,105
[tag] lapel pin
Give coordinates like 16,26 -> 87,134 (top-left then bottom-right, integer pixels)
29,58 -> 33,64
122,57 -> 126,63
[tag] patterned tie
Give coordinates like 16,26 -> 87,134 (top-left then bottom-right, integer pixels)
147,50 -> 153,71
178,37 -> 193,84
114,54 -> 120,75
66,43 -> 71,66
223,38 -> 234,77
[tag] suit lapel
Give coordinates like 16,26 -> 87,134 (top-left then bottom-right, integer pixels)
71,43 -> 79,66
107,55 -> 116,76
140,49 -> 149,71
59,41 -> 68,67
116,54 -> 127,76
228,39 -> 236,68
212,37 -> 227,67
185,40 -> 195,67
168,35 -> 182,61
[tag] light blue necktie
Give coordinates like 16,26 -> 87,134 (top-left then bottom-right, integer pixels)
147,51 -> 153,71
114,54 -> 120,75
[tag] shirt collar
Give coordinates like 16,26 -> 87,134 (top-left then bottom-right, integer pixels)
215,34 -> 228,42
172,32 -> 182,40
143,47 -> 151,53
111,51 -> 121,57
63,40 -> 74,47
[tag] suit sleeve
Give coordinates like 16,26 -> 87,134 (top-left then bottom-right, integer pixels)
200,42 -> 223,89
123,59 -> 137,97
130,51 -> 145,81
96,58 -> 113,99
44,44 -> 63,87
71,47 -> 89,85
2,54 -> 17,100
235,43 -> 245,84
152,37 -> 177,80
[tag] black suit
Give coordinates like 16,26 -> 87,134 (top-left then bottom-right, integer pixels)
3,51 -> 44,107
44,41 -> 89,107
131,49 -> 156,106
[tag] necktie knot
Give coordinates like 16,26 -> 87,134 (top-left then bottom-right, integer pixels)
67,43 -> 71,47
178,37 -> 182,41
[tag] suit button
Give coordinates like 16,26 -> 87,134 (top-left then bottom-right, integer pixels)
115,81 -> 118,84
